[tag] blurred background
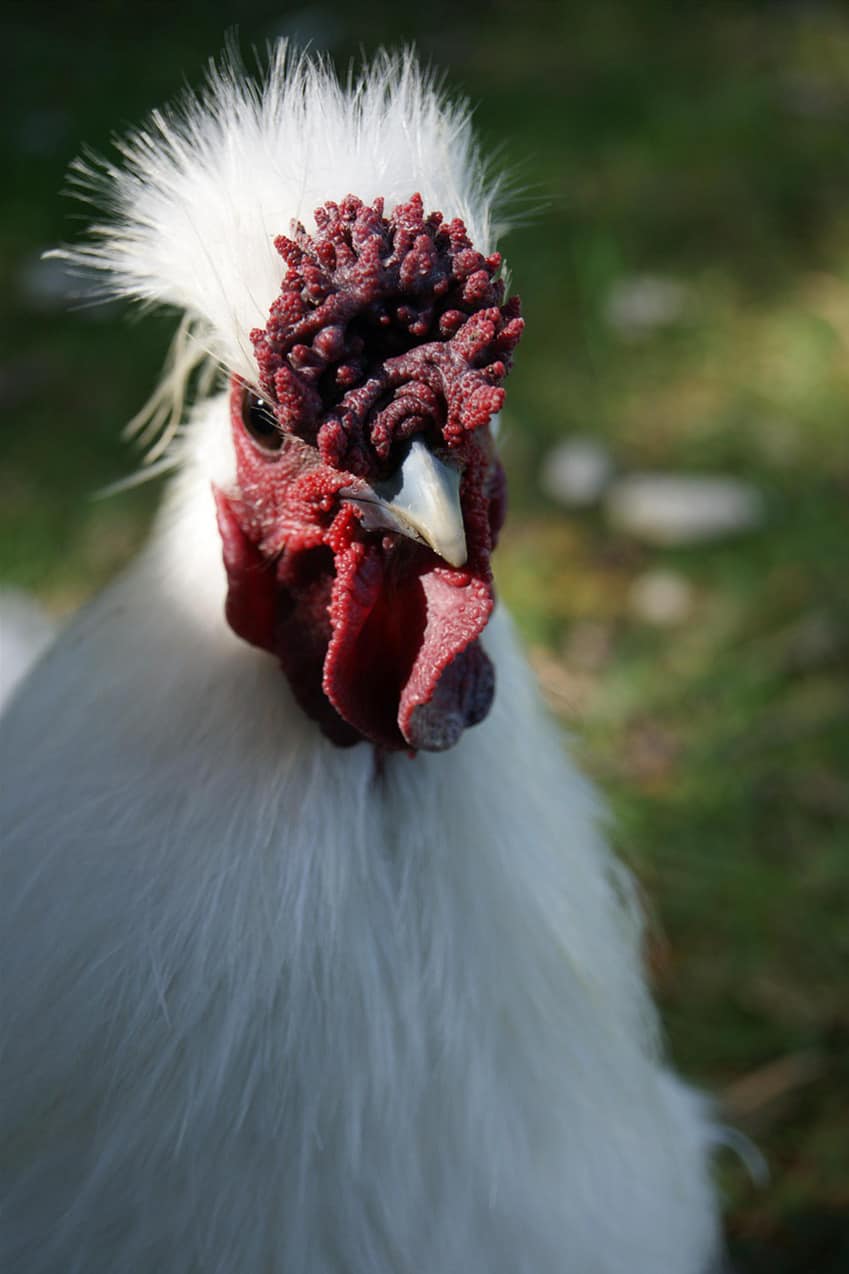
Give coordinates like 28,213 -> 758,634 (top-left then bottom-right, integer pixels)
3,1 -> 849,1267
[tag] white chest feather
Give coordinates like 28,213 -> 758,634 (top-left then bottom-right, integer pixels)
1,430 -> 719,1274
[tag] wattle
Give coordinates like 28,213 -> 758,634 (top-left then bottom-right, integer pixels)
323,534 -> 495,752
215,486 -> 496,753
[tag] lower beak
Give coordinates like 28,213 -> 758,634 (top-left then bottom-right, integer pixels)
342,438 -> 468,568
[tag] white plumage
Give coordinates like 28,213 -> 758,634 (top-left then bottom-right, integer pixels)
1,47 -> 722,1273
62,47 -> 501,389
0,590 -> 55,713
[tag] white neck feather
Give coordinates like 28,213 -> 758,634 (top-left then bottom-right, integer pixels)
1,393 -> 720,1270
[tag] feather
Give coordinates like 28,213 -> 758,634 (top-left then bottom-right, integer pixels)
0,590 -> 55,712
52,45 -> 505,391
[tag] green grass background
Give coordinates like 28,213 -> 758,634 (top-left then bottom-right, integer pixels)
2,2 -> 848,1267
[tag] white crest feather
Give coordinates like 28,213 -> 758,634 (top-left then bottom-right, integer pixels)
53,44 -> 506,394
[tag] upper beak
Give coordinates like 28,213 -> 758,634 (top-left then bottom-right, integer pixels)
342,438 -> 468,568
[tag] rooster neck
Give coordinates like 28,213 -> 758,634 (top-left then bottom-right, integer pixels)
0,478 -> 720,1273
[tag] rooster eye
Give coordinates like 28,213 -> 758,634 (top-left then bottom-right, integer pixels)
242,390 -> 283,451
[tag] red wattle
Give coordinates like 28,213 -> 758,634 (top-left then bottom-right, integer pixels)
322,530 -> 494,752
397,567 -> 494,750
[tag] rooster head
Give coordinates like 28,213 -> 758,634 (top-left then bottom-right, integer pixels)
56,47 -> 521,751
215,195 -> 522,751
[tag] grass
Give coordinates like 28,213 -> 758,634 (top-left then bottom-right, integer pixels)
3,2 -> 849,1266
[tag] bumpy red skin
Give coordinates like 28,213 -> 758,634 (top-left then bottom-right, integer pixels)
214,194 -> 521,753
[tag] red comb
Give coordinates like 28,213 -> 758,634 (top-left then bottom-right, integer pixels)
251,194 -> 523,477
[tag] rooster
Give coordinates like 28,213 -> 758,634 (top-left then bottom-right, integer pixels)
0,47 -> 723,1274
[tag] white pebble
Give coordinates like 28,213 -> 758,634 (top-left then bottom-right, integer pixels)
540,437 -> 613,508
605,275 -> 689,337
606,474 -> 765,545
629,570 -> 693,626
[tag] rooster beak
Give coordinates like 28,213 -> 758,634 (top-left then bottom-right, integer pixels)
342,438 -> 468,568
